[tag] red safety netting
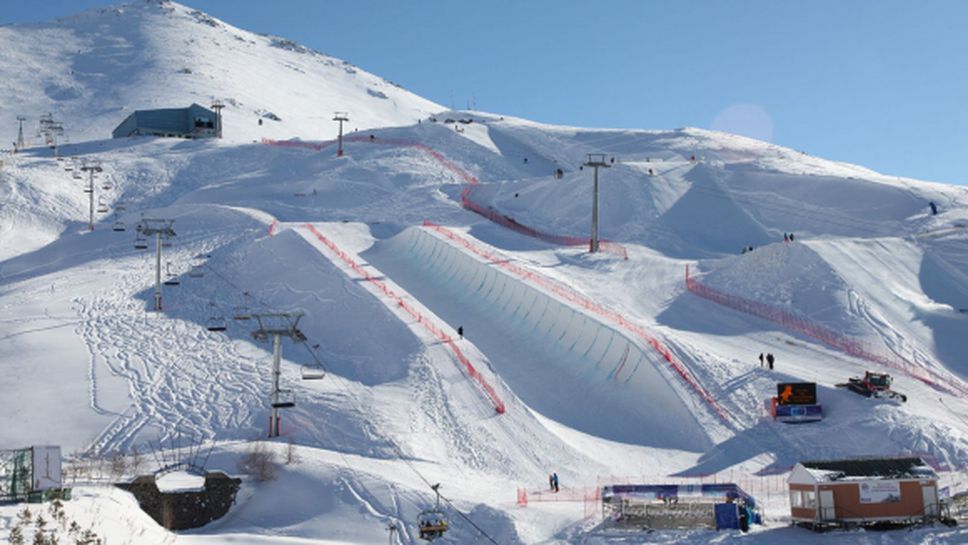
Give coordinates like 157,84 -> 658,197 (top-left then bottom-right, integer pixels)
261,137 -> 628,259
301,223 -> 506,415
422,221 -> 729,424
684,265 -> 968,396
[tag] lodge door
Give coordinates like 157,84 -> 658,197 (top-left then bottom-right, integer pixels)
923,486 -> 939,517
818,490 -> 836,521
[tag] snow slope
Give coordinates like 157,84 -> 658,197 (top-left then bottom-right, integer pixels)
2,2 -> 968,544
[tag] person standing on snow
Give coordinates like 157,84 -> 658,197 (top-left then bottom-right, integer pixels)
457,326 -> 463,339
552,473 -> 560,493
758,353 -> 764,367
766,353 -> 775,370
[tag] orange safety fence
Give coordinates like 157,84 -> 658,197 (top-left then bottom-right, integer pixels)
685,265 -> 968,397
261,137 -> 628,259
301,223 -> 506,415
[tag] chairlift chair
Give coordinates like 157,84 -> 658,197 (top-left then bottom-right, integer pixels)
301,366 -> 325,380
188,265 -> 204,278
134,234 -> 149,250
73,171 -> 82,180
206,303 -> 227,332
102,180 -> 113,190
115,200 -> 126,211
163,262 -> 180,286
271,391 -> 296,409
301,344 -> 325,380
232,292 -> 252,321
417,484 -> 448,541
112,221 -> 125,232
83,185 -> 93,194
96,200 -> 109,213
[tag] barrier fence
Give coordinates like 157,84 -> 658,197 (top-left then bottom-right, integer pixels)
684,265 -> 968,397
422,221 -> 729,424
519,467 -> 968,522
261,137 -> 628,259
300,224 -> 506,414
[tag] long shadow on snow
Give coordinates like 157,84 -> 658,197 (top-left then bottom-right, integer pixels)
918,246 -> 968,379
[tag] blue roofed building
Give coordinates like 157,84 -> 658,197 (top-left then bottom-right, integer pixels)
112,103 -> 219,139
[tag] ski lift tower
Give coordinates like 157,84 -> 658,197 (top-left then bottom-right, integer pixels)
211,100 -> 224,139
81,162 -> 103,231
140,219 -> 176,311
16,115 -> 26,151
583,153 -> 610,253
250,312 -> 307,437
333,111 -> 349,157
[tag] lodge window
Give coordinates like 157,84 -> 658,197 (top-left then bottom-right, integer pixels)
194,116 -> 214,129
804,490 -> 817,509
790,489 -> 803,508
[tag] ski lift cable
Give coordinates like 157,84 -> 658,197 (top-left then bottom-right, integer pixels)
291,338 -> 500,545
196,259 -> 502,544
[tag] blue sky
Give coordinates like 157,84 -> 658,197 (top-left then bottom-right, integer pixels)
3,1 -> 967,185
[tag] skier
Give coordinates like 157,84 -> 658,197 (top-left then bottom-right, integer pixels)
457,326 -> 463,340
766,353 -> 775,370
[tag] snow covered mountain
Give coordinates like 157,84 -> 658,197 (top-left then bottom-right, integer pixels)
0,0 -> 440,145
2,2 -> 968,544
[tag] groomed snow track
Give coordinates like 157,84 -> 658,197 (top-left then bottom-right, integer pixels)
365,226 -> 716,452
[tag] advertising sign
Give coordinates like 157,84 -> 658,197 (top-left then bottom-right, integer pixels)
31,446 -> 61,491
775,383 -> 817,405
774,403 -> 823,423
859,481 -> 901,503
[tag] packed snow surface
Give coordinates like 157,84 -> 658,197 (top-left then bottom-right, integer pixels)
2,1 -> 968,544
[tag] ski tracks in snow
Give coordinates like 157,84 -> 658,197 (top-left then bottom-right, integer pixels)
73,257 -> 267,455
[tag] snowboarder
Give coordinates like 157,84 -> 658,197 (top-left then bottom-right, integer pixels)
766,353 -> 775,370
552,473 -> 559,492
758,353 -> 764,367
457,326 -> 463,340
930,201 -> 938,215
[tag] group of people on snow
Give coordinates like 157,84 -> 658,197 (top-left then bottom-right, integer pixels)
758,352 -> 775,370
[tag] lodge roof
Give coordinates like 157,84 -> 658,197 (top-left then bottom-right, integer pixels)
799,457 -> 936,481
